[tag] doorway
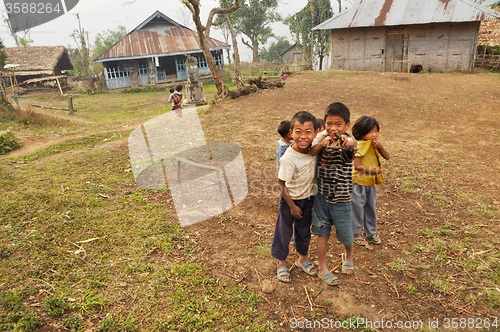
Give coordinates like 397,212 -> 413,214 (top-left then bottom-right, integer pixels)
385,33 -> 405,72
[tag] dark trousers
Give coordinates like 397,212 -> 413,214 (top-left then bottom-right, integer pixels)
271,195 -> 315,261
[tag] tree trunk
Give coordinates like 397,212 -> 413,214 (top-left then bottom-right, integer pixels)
250,37 -> 260,62
242,37 -> 260,63
338,0 -> 342,13
319,55 -> 323,70
224,13 -> 243,87
0,73 -> 9,105
186,0 -> 240,99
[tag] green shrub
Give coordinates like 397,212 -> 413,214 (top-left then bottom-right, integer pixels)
0,131 -> 22,155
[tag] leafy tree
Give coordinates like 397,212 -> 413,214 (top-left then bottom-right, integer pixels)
287,0 -> 333,70
182,0 -> 241,98
69,14 -> 91,82
93,26 -> 127,57
492,1 -> 500,9
259,37 -> 291,62
232,0 -> 281,62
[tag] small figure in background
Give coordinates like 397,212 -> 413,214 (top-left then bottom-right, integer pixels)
168,85 -> 183,118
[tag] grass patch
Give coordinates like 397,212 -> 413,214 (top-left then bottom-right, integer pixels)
1,132 -> 125,164
429,278 -> 453,294
0,142 -> 273,330
388,258 -> 408,272
0,105 -> 82,136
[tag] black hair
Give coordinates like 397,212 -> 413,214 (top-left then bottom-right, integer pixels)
277,120 -> 291,137
169,88 -> 174,93
175,84 -> 183,91
316,118 -> 325,128
290,111 -> 318,130
324,102 -> 350,124
352,116 -> 380,140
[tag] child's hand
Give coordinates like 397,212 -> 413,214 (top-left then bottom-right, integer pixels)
342,135 -> 356,148
290,205 -> 303,219
372,138 -> 383,149
321,136 -> 332,147
372,166 -> 383,175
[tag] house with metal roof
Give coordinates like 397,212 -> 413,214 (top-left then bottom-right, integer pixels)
94,11 -> 230,90
280,43 -> 305,63
313,0 -> 500,72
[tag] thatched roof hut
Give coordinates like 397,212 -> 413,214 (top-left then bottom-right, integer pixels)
4,46 -> 73,78
478,6 -> 500,47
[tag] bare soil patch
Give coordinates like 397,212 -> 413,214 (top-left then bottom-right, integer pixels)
3,70 -> 500,331
185,70 -> 500,330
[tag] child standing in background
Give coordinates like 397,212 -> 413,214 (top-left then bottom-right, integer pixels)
276,120 -> 293,172
316,118 -> 325,133
168,88 -> 175,111
168,85 -> 183,118
351,116 -> 390,246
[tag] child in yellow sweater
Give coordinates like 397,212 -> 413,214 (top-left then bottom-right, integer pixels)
351,116 -> 390,246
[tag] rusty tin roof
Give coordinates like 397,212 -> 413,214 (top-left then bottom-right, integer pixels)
313,0 -> 500,30
94,11 -> 229,63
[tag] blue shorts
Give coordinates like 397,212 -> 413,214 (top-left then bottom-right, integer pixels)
311,193 -> 353,245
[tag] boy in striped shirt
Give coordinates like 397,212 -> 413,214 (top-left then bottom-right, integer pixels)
310,102 -> 356,286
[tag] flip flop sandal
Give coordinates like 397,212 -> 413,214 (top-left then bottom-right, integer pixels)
353,237 -> 367,246
294,261 -> 317,276
368,234 -> 382,245
277,266 -> 292,283
318,271 -> 340,286
341,253 -> 354,275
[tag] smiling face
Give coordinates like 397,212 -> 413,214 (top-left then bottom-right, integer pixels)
325,115 -> 350,140
291,120 -> 316,153
361,125 -> 379,141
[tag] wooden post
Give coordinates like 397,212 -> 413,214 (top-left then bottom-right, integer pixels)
56,77 -> 64,95
68,96 -> 74,115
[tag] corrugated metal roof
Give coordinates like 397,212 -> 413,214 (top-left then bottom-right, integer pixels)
94,11 -> 229,63
313,0 -> 500,30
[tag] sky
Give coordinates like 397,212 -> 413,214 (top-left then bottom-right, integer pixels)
1,0 -> 498,63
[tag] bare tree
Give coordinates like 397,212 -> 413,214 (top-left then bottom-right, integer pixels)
2,14 -> 33,47
175,6 -> 195,29
217,0 -> 244,87
183,0 -> 241,98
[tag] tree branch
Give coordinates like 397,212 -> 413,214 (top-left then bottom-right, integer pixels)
241,38 -> 251,48
205,0 -> 240,39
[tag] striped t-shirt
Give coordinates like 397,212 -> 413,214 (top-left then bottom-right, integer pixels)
316,145 -> 354,204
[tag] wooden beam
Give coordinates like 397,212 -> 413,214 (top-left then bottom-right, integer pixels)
31,104 -> 77,112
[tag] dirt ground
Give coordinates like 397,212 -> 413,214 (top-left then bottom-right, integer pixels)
4,69 -> 500,331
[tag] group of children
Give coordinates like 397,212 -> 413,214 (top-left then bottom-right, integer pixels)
273,102 -> 390,286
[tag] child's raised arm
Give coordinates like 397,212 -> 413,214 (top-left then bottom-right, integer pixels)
373,138 -> 390,160
310,136 -> 331,155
